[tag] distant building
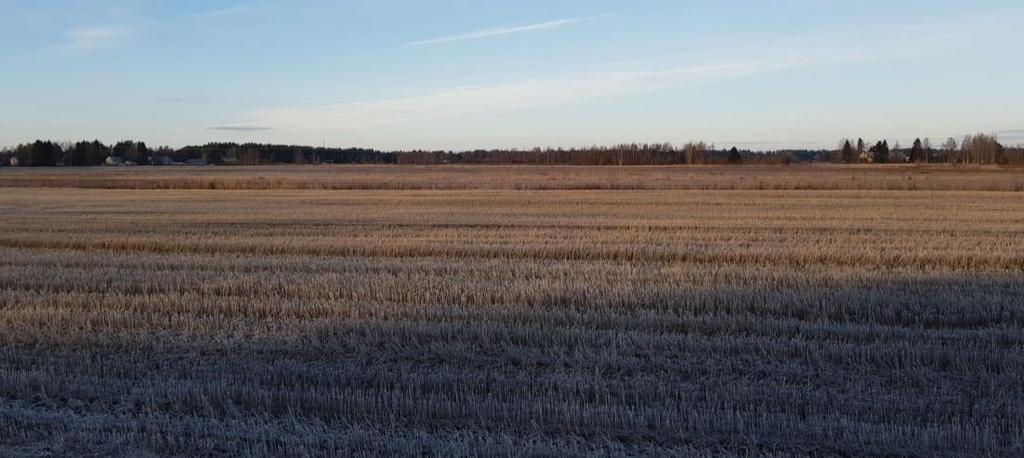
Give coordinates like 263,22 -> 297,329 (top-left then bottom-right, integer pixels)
8,157 -> 18,167
858,152 -> 873,163
152,156 -> 174,166
105,156 -> 125,166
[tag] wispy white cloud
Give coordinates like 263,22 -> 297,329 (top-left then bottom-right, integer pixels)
66,27 -> 127,49
219,20 -> 940,137
158,96 -> 198,104
998,130 -> 1024,146
237,59 -> 804,132
208,125 -> 272,132
196,4 -> 255,19
408,15 -> 609,46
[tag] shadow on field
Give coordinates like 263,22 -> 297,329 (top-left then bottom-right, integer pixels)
0,274 -> 1022,456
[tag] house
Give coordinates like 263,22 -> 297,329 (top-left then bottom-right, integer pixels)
8,157 -> 18,167
858,152 -> 873,163
105,156 -> 125,166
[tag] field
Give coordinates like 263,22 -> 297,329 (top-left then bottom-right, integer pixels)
1,163 -> 1023,191
1,166 -> 1023,456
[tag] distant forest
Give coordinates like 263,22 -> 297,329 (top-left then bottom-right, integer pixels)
2,134 -> 1021,167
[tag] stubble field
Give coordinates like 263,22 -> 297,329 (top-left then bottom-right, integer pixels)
1,163 -> 1023,191
1,166 -> 1023,456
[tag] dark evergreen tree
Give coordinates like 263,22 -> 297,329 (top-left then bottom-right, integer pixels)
841,140 -> 854,163
910,138 -> 924,163
71,140 -> 110,166
112,140 -> 149,164
134,141 -> 150,165
728,147 -> 741,164
872,140 -> 890,164
20,140 -> 60,166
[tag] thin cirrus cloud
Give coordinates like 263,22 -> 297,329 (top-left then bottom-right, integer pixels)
159,96 -> 199,104
998,130 -> 1024,145
407,15 -> 609,46
66,27 -> 127,49
208,125 -> 272,132
196,4 -> 256,19
211,15 -> 965,136
238,60 -> 799,132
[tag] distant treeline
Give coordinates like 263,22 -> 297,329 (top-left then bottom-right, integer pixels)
395,142 -> 794,165
833,134 -> 1021,165
0,141 -> 392,167
2,135 -> 1021,167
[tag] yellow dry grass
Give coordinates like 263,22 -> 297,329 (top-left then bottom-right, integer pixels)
1,163 -> 1023,190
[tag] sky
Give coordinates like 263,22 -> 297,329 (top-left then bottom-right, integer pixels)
1,0 -> 1023,151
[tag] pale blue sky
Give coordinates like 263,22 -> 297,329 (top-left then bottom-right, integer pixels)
1,0 -> 1022,150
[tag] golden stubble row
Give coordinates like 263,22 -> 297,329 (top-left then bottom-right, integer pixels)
2,164 -> 1024,191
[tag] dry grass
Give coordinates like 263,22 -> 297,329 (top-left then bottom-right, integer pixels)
1,169 -> 1023,456
1,163 -> 1023,191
